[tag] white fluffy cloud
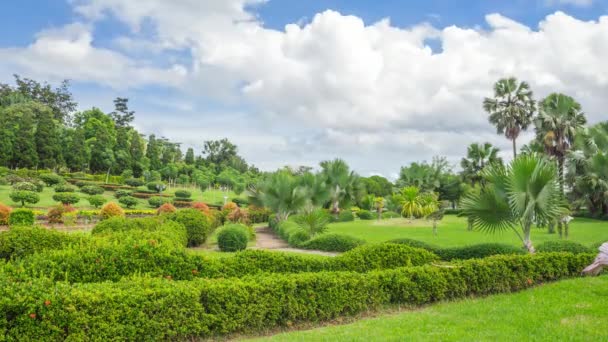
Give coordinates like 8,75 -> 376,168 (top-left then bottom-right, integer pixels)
3,1 -> 608,176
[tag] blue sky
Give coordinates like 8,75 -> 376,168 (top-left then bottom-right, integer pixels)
0,0 -> 607,177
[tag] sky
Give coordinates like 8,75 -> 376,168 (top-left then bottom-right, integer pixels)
0,0 -> 607,179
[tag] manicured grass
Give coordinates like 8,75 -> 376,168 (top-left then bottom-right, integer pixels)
252,275 -> 608,342
0,184 -> 243,210
327,215 -> 608,248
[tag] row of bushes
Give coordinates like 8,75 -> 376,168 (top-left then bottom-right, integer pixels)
0,252 -> 594,340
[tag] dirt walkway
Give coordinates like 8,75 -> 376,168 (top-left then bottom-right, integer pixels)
252,226 -> 339,257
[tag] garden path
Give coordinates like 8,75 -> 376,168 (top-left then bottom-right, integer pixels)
252,226 -> 339,257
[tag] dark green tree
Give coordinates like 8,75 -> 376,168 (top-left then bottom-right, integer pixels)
34,104 -> 61,169
185,147 -> 195,165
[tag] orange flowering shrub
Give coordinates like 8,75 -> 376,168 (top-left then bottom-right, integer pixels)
157,203 -> 177,215
0,203 -> 12,225
47,205 -> 76,224
100,202 -> 125,220
191,202 -> 210,215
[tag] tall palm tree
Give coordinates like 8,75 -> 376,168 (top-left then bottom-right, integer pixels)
247,171 -> 308,222
535,93 -> 587,195
400,186 -> 423,221
461,154 -> 563,253
483,77 -> 535,158
460,142 -> 502,186
320,159 -> 361,214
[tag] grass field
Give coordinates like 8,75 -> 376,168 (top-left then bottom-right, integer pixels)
0,184 -> 243,209
327,215 -> 608,248
251,275 -> 608,341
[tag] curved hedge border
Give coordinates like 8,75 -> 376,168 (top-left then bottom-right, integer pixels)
0,252 -> 593,340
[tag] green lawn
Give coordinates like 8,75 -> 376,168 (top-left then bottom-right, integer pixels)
0,184 -> 243,210
327,215 -> 608,248
252,275 -> 608,342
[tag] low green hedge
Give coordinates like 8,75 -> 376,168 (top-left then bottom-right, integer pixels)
536,240 -> 592,254
388,239 -> 525,260
0,253 -> 592,339
8,209 -> 35,226
357,210 -> 374,220
300,233 -> 365,252
0,226 -> 84,260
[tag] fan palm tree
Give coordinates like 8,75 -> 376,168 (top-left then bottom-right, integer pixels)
320,159 -> 361,215
483,77 -> 535,158
461,154 -> 563,253
460,142 -> 502,186
247,171 -> 308,222
400,186 -> 424,221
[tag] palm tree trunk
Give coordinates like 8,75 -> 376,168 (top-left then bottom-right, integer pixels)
523,224 -> 535,253
557,156 -> 565,238
512,138 -> 517,158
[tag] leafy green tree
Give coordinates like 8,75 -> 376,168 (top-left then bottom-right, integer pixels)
10,190 -> 40,207
185,147 -> 195,165
320,159 -> 362,214
34,104 -> 62,169
7,75 -> 76,123
461,154 -> 563,253
113,127 -> 133,174
460,142 -> 502,186
10,104 -> 38,168
146,134 -> 162,170
129,130 -> 146,177
110,97 -> 135,128
63,128 -> 89,172
398,157 -> 449,192
362,175 -> 393,197
483,77 -> 535,157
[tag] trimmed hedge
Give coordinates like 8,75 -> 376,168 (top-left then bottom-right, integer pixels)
217,224 -> 249,252
334,210 -> 355,222
358,210 -> 374,220
8,209 -> 35,226
0,253 -> 593,339
0,226 -> 82,260
168,209 -> 213,247
301,233 -> 365,252
388,239 -> 525,261
536,240 -> 592,254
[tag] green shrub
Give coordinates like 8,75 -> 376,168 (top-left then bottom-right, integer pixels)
382,211 -> 401,219
54,183 -> 77,193
147,182 -> 166,193
275,221 -> 310,247
293,209 -> 330,236
8,209 -> 35,226
92,217 -> 188,248
125,178 -> 145,187
217,224 -> 249,252
87,195 -> 107,208
174,190 -> 192,199
287,228 -> 311,247
52,193 -> 80,205
118,196 -> 139,208
336,210 -> 355,222
437,243 -> 525,261
358,210 -> 374,220
46,205 -> 76,224
148,196 -> 170,208
12,181 -> 40,192
388,238 -> 440,252
301,233 -> 365,252
9,190 -> 40,207
0,226 -> 80,260
81,185 -> 105,195
114,189 -> 133,199
536,240 -> 592,254
39,173 -> 64,186
168,209 -> 212,247
336,244 -> 438,272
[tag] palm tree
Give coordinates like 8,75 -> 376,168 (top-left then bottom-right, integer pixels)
247,171 -> 308,222
483,77 -> 535,158
320,159 -> 361,215
461,154 -> 563,253
297,172 -> 329,212
460,142 -> 502,186
400,186 -> 424,221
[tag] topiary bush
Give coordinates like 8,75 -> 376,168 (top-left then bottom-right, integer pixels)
100,202 -> 125,220
87,195 -> 107,209
168,209 -> 212,247
52,193 -> 81,205
39,173 -> 64,186
300,233 -> 365,252
147,182 -> 166,193
336,243 -> 438,272
125,178 -> 145,187
536,240 -> 592,254
114,189 -> 133,199
0,203 -> 12,225
148,196 -> 170,208
8,208 -> 35,226
191,202 -> 210,215
81,185 -> 105,195
174,190 -> 192,199
0,225 -> 81,260
157,203 -> 177,215
47,205 -> 76,224
357,210 -> 374,220
12,181 -> 39,192
388,238 -> 440,253
9,190 -> 40,207
118,196 -> 139,209
437,243 -> 525,261
54,183 -> 77,193
217,224 -> 249,252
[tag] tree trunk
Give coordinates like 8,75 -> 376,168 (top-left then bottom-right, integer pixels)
523,226 -> 535,253
512,138 -> 517,158
547,221 -> 555,234
433,221 -> 437,236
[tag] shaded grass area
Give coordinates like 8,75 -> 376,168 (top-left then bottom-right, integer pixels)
252,275 -> 608,342
327,215 -> 608,248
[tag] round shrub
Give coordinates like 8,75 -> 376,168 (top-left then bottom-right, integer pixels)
114,189 -> 133,199
192,202 -> 210,215
168,209 -> 212,247
287,228 -> 311,247
157,203 -> 177,215
358,210 -> 374,220
382,211 -> 401,219
536,240 -> 592,254
301,233 -> 365,252
54,183 -> 77,193
337,243 -> 439,272
336,210 -> 355,222
39,173 -> 64,186
47,205 -> 76,224
8,208 -> 35,226
118,196 -> 139,208
148,196 -> 170,208
125,178 -> 145,187
388,238 -> 439,253
9,190 -> 40,207
217,224 -> 249,252
87,195 -> 107,209
0,203 -> 12,225
52,193 -> 80,205
437,243 -> 525,261
80,185 -> 105,195
147,182 -> 166,193
174,190 -> 192,199
100,202 -> 125,220
12,181 -> 39,192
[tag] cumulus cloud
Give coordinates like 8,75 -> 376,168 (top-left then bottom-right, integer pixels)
3,0 -> 608,176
